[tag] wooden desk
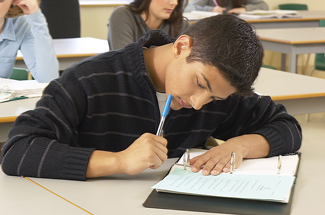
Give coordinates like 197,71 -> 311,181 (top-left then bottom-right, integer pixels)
15,37 -> 109,71
10,139 -> 323,215
256,28 -> 325,73
187,11 -> 325,29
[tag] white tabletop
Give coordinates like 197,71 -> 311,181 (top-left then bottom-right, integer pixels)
16,37 -> 109,60
256,28 -> 325,44
14,139 -> 324,215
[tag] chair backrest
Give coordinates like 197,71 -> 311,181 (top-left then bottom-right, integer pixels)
40,0 -> 81,39
278,4 -> 308,11
9,68 -> 28,80
314,19 -> 325,70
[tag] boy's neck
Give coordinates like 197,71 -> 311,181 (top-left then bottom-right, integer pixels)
143,43 -> 173,93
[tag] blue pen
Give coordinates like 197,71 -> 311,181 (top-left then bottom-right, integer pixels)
156,94 -> 173,136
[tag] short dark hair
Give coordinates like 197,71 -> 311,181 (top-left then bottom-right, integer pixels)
128,0 -> 188,38
184,14 -> 263,96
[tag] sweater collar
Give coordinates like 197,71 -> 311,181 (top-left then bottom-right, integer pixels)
123,30 -> 176,90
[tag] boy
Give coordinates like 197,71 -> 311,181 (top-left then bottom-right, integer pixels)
1,14 -> 301,180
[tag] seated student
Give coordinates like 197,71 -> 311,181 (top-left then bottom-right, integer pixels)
107,0 -> 190,50
192,0 -> 269,14
0,0 -> 59,83
1,14 -> 301,181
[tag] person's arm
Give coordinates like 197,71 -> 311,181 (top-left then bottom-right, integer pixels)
107,6 -> 138,50
1,70 -> 168,180
191,0 -> 216,12
190,94 -> 301,175
16,0 -> 59,83
86,133 -> 168,178
243,0 -> 269,11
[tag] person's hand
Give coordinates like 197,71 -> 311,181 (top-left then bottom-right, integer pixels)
12,0 -> 39,15
212,6 -> 226,13
190,138 -> 245,176
227,7 -> 247,14
117,133 -> 168,175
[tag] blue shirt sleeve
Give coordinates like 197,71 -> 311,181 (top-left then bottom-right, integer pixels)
19,10 -> 59,83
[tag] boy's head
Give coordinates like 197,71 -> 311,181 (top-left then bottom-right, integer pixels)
183,14 -> 263,96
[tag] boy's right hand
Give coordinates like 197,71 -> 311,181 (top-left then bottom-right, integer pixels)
118,133 -> 168,175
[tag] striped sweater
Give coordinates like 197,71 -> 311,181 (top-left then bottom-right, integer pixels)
0,30 -> 302,181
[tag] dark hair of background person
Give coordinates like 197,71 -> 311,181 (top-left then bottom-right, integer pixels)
184,14 -> 263,96
128,0 -> 188,38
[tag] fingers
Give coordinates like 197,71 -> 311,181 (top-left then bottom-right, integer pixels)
190,149 -> 242,176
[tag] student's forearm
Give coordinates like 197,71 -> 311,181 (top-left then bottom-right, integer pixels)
232,134 -> 270,159
86,150 -> 124,178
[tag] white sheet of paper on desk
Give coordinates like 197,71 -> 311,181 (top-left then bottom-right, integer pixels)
177,148 -> 299,176
152,168 -> 295,202
0,78 -> 48,102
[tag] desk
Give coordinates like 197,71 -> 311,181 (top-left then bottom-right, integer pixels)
254,68 -> 325,115
0,138 -> 321,215
0,98 -> 39,142
256,28 -> 325,73
187,11 -> 325,29
15,37 -> 109,71
0,172 -> 89,214
245,11 -> 325,29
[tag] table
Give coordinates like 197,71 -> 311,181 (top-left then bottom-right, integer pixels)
0,98 -> 39,142
256,28 -> 325,73
15,37 -> 109,71
245,11 -> 325,29
187,11 -> 325,29
253,68 -> 325,115
0,138 -> 323,215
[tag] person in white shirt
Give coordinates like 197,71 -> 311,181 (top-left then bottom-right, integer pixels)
0,0 -> 59,83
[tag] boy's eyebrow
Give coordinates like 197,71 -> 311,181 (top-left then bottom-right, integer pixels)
201,73 -> 227,100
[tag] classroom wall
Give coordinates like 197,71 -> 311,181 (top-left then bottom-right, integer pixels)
80,0 -> 325,76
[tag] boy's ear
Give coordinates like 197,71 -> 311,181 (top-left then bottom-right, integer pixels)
173,35 -> 193,57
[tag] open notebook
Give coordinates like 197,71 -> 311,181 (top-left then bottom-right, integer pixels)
0,78 -> 48,103
239,10 -> 301,19
151,148 -> 300,203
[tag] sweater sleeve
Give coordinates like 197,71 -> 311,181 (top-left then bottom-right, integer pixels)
20,10 -> 59,83
192,0 -> 216,12
211,94 -> 302,157
0,71 -> 94,181
244,0 -> 269,11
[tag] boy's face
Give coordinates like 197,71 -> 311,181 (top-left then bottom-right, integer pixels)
165,50 -> 237,111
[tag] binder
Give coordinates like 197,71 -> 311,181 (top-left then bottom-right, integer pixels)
143,150 -> 301,215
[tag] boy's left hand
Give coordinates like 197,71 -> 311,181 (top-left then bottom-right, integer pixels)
189,141 -> 244,175
13,0 -> 39,15
189,134 -> 270,176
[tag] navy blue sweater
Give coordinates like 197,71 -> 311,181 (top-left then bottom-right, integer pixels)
0,31 -> 302,180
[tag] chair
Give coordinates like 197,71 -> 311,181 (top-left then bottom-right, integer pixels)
278,4 -> 308,10
9,68 -> 28,80
309,20 -> 325,77
40,0 -> 81,39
